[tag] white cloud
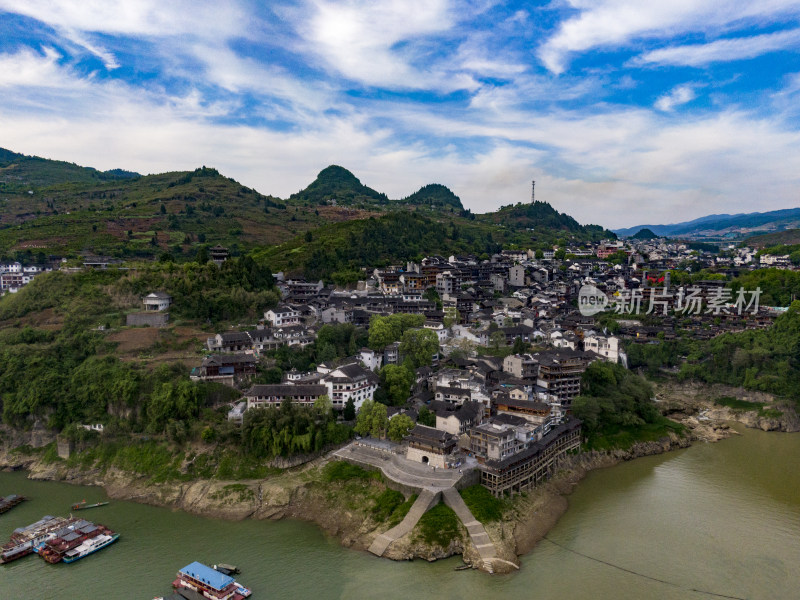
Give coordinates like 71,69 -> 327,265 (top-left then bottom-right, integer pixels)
538,0 -> 800,73
634,28 -> 800,67
654,84 -> 696,111
0,0 -> 245,37
291,0 -> 478,90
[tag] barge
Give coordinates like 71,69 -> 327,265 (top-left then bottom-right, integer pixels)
173,561 -> 251,600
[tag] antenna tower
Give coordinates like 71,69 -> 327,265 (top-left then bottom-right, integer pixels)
531,180 -> 535,203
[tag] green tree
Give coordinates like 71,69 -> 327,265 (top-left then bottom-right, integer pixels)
314,394 -> 333,418
399,328 -> 439,369
370,402 -> 389,439
417,405 -> 436,427
196,245 -> 209,264
354,399 -> 375,436
343,397 -> 356,421
380,364 -> 415,406
512,336 -> 526,354
388,414 -> 414,442
489,330 -> 505,350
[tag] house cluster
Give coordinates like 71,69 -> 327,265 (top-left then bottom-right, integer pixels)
0,262 -> 53,294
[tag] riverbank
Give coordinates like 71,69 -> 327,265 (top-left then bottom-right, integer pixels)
1,382 -> 796,574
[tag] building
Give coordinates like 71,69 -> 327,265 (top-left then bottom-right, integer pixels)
320,363 -> 379,411
583,334 -> 620,363
264,305 -> 301,327
503,353 -> 538,379
209,245 -> 229,265
470,422 -> 527,462
405,425 -> 458,468
536,352 -> 590,410
478,419 -> 581,496
191,354 -> 256,382
494,396 -> 552,426
433,400 -> 484,435
206,331 -> 252,353
142,292 -> 171,311
244,384 -> 328,409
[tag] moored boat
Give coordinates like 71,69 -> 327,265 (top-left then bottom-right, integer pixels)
61,532 -> 119,563
0,494 -> 26,515
1,516 -> 68,564
71,500 -> 110,511
173,561 -> 252,600
38,519 -> 114,563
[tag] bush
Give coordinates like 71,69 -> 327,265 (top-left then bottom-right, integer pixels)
460,485 -> 506,523
322,460 -> 379,482
416,502 -> 461,547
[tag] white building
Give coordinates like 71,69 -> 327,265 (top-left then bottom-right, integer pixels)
264,305 -> 301,327
583,334 -> 621,363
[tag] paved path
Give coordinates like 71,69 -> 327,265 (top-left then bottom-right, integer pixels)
334,443 -> 463,491
368,489 -> 440,556
442,487 -> 499,572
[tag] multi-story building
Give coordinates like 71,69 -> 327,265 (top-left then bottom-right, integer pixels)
264,305 -> 301,327
503,353 -> 539,379
536,352 -> 591,411
245,384 -> 329,409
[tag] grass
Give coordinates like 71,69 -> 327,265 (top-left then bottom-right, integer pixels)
459,485 -> 506,523
209,483 -> 255,503
713,396 -> 783,419
372,489 -> 405,521
415,502 -> 462,547
585,416 -> 687,451
386,494 -> 417,528
322,460 -> 381,483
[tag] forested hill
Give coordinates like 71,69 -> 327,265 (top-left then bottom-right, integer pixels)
400,184 -> 463,210
0,146 -> 140,189
477,200 -> 612,240
0,146 -> 614,270
288,165 -> 388,205
252,211 -> 505,284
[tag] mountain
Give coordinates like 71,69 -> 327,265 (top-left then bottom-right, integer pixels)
477,201 -> 613,241
288,165 -> 388,206
615,207 -> 800,240
745,228 -> 800,248
0,147 -> 613,274
0,147 -> 141,189
401,184 -> 463,210
631,228 -> 658,240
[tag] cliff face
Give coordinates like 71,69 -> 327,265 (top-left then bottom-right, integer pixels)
654,381 -> 800,438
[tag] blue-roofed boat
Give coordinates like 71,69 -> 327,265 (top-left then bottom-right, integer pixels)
173,561 -> 252,600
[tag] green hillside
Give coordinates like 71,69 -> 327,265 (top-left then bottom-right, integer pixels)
632,228 -> 658,240
746,228 -> 800,248
477,201 -> 612,241
289,165 -> 388,206
401,184 -> 463,210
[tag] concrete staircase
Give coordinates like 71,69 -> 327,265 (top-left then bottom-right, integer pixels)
368,489 -> 440,556
442,487 -> 498,571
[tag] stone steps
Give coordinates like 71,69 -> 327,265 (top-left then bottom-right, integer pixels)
441,487 -> 498,562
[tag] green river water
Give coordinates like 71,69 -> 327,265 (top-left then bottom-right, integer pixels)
2,425 -> 799,600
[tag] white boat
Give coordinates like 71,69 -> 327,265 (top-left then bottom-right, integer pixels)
62,533 -> 119,563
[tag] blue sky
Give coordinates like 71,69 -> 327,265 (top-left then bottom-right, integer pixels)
1,1 -> 800,228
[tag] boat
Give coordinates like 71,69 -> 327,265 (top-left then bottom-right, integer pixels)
38,519 -> 114,563
173,561 -> 252,600
213,563 -> 240,576
0,494 -> 26,515
71,500 -> 110,511
61,532 -> 119,563
0,516 -> 69,564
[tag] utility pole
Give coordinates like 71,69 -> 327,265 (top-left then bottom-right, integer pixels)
531,180 -> 535,204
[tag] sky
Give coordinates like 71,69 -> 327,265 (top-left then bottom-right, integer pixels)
1,1 -> 800,228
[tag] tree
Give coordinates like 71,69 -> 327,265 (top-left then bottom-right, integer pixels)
399,328 -> 439,369
388,414 -> 414,442
380,364 -> 415,406
535,249 -> 544,259
343,397 -> 356,421
554,248 -> 566,260
370,402 -> 388,439
512,336 -> 527,354
196,245 -> 209,264
489,330 -> 506,350
354,399 -> 375,436
160,203 -> 167,214
314,394 -> 333,418
417,405 -> 436,427
305,230 -> 313,243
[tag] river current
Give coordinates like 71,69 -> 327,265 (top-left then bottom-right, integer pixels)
2,425 -> 799,600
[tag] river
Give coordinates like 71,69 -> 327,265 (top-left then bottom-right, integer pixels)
2,425 -> 799,600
